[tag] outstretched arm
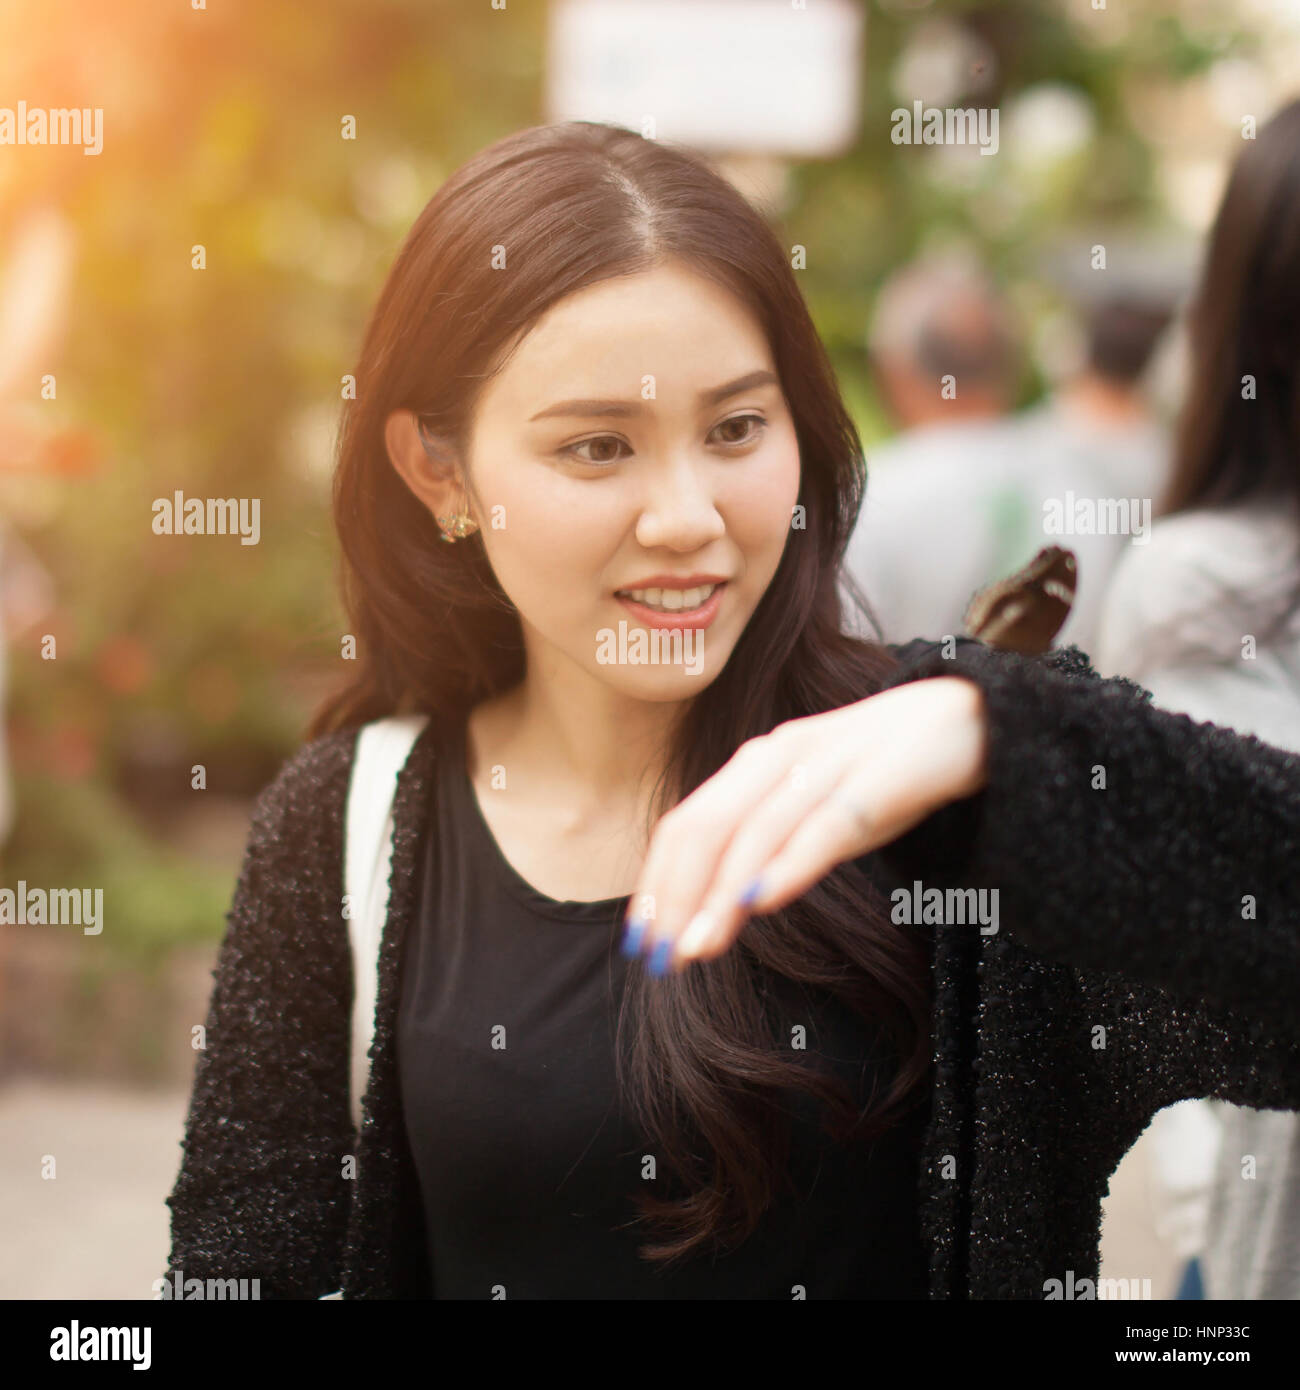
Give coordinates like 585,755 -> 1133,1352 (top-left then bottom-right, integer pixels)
625,634 -> 1300,1031
875,639 -> 1300,1026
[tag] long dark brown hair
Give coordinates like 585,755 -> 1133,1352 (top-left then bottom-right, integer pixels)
308,120 -> 931,1265
1159,96 -> 1300,654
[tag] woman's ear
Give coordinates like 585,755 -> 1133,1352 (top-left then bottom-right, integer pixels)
383,408 -> 469,519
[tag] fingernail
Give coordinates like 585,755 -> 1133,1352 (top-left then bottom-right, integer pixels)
738,875 -> 764,907
646,938 -> 673,976
621,917 -> 646,957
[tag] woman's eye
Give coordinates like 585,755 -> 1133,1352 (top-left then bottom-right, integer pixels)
710,413 -> 767,447
561,414 -> 767,468
565,436 -> 631,466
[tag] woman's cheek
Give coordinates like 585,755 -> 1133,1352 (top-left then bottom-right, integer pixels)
730,444 -> 801,552
475,469 -> 572,580
485,496 -> 615,627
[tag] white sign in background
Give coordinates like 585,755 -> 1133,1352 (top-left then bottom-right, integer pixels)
545,0 -> 865,157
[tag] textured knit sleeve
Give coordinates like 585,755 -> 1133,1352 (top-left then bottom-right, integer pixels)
163,730 -> 357,1300
874,639 -> 1300,1029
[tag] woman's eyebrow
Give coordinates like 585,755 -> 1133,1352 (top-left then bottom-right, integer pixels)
527,369 -> 779,422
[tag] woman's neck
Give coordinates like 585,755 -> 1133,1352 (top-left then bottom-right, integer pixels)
466,678 -> 682,834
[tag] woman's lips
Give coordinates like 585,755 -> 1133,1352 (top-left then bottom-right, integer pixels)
615,582 -> 727,630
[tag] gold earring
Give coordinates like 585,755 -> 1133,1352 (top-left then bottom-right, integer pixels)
436,502 -> 479,543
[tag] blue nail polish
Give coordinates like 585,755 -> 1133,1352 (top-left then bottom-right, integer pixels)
647,939 -> 673,976
621,917 -> 646,957
739,875 -> 764,907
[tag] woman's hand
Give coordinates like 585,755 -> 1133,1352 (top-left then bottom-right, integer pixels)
621,676 -> 989,975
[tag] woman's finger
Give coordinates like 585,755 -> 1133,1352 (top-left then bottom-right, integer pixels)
664,759 -> 871,969
621,729 -> 802,973
671,777 -> 887,967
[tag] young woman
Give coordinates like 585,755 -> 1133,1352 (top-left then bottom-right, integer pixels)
1095,98 -> 1300,1300
165,120 -> 1300,1300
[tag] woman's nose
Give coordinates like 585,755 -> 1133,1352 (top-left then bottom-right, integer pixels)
633,456 -> 727,551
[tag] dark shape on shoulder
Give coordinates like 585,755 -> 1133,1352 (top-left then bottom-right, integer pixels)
963,546 -> 1077,655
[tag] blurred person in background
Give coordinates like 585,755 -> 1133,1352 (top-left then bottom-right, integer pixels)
1094,95 -> 1300,1300
842,252 -> 1175,658
1012,291 -> 1174,655
869,250 -> 1019,431
839,251 -> 1029,643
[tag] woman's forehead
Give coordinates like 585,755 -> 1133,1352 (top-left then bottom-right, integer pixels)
482,273 -> 774,411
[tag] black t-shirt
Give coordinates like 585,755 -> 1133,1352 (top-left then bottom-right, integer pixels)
396,716 -> 931,1298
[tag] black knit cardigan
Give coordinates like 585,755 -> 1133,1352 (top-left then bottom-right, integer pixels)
164,638 -> 1300,1299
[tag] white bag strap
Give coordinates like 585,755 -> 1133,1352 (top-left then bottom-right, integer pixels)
344,713 -> 429,1133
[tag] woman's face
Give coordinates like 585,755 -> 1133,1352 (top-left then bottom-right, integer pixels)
457,259 -> 801,702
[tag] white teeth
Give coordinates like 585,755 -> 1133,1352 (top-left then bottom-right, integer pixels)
619,583 -> 718,612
